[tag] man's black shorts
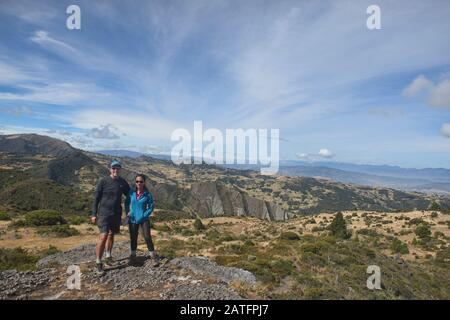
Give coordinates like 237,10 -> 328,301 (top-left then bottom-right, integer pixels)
97,215 -> 121,234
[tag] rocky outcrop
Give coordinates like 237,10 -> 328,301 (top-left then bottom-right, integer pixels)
186,181 -> 288,221
0,242 -> 256,300
170,256 -> 257,285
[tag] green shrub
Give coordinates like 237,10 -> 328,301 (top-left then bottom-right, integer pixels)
194,218 -> 205,231
220,234 -> 236,242
429,202 -> 441,211
181,229 -> 196,236
415,224 -> 431,241
37,225 -> 80,237
153,223 -> 171,232
408,218 -> 424,226
41,245 -> 61,256
24,210 -> 66,226
358,228 -> 379,237
329,212 -> 351,239
390,238 -> 409,254
66,215 -> 89,225
279,232 -> 301,241
0,247 -> 39,271
430,211 -> 438,218
0,211 -> 11,220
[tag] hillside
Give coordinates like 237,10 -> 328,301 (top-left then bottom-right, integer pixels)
1,211 -> 449,299
1,134 -> 449,221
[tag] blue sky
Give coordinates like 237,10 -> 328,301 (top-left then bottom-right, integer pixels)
0,0 -> 450,168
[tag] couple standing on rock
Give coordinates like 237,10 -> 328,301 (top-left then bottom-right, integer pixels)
91,160 -> 158,276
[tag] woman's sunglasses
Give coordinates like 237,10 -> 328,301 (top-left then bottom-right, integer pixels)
135,180 -> 144,184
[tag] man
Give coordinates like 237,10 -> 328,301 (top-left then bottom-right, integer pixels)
91,160 -> 130,275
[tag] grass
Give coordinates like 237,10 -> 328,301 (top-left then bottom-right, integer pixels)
0,211 -> 11,220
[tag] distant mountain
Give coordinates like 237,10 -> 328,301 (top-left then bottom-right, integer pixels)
0,134 -> 76,157
222,161 -> 450,195
97,149 -> 172,161
281,160 -> 450,182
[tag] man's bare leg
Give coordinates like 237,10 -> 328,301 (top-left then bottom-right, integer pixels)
96,233 -> 108,262
105,230 -> 114,258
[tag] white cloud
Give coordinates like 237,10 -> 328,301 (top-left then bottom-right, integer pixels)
0,82 -> 111,105
318,148 -> 334,158
441,123 -> 450,138
64,109 -> 182,141
403,76 -> 450,108
87,124 -> 120,140
428,80 -> 450,108
296,153 -> 310,161
296,149 -> 335,160
0,62 -> 36,85
402,75 -> 433,97
31,30 -> 78,55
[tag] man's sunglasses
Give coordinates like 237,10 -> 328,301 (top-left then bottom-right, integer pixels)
111,167 -> 121,170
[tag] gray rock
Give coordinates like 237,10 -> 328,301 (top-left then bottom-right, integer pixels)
37,241 -> 130,268
161,282 -> 242,300
0,268 -> 57,299
169,256 -> 257,285
187,181 -> 287,221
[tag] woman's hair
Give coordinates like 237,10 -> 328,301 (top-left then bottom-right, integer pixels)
134,173 -> 149,192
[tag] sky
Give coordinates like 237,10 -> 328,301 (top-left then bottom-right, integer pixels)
0,0 -> 450,168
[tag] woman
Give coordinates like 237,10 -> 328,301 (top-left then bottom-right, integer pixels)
125,174 -> 158,266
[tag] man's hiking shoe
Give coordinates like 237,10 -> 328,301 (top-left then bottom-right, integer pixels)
104,257 -> 114,267
95,263 -> 105,276
128,255 -> 137,266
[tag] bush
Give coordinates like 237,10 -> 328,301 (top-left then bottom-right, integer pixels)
66,215 -> 89,225
0,247 -> 39,271
153,223 -> 171,232
42,245 -> 61,256
390,238 -> 409,254
430,211 -> 438,218
220,234 -> 236,242
329,212 -> 351,239
24,210 -> 66,226
37,225 -> 80,237
0,211 -> 11,220
408,218 -> 424,226
429,202 -> 441,211
194,218 -> 205,231
279,232 -> 301,241
415,224 -> 431,241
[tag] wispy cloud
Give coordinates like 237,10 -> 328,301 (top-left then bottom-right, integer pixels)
403,75 -> 450,108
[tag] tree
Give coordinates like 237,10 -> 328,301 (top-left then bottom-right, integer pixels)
429,202 -> 441,211
329,212 -> 351,239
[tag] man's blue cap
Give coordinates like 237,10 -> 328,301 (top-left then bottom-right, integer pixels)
110,160 -> 121,168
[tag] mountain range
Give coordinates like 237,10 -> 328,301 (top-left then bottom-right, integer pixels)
1,134 -> 449,219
